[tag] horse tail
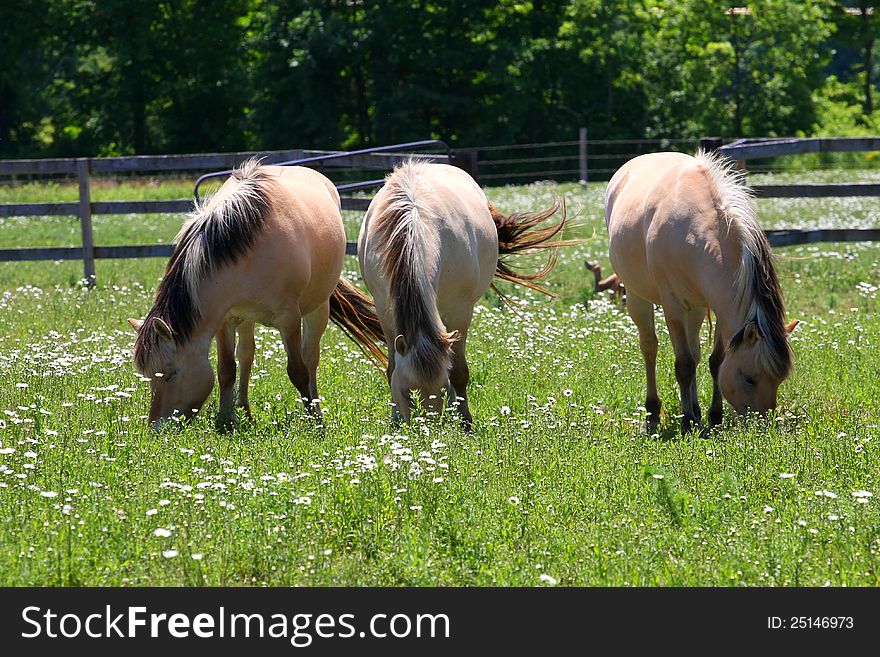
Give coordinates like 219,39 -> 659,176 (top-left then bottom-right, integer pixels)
329,277 -> 388,367
488,196 -> 577,298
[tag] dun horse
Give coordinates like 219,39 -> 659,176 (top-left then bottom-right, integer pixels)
358,160 -> 569,429
605,151 -> 798,434
130,160 -> 385,430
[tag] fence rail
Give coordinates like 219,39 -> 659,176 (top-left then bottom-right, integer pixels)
0,143 -> 446,281
3,135 -> 880,284
717,136 -> 880,199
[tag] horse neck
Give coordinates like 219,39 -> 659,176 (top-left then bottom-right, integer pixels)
704,234 -> 757,344
185,270 -> 238,349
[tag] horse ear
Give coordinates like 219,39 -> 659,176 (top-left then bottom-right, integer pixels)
785,319 -> 800,335
153,317 -> 174,342
128,318 -> 143,333
743,321 -> 761,345
394,334 -> 409,356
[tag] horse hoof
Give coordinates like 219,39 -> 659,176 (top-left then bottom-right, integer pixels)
215,412 -> 239,433
680,418 -> 704,435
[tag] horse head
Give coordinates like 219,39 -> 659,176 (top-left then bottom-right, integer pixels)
129,317 -> 214,430
719,319 -> 798,417
390,332 -> 456,423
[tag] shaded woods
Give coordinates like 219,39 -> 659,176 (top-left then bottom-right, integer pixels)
2,1 -> 878,158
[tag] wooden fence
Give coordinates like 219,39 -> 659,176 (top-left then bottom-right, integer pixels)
717,137 -> 880,199
0,146 -> 449,281
3,137 -> 880,284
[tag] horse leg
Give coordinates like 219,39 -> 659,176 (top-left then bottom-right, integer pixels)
626,292 -> 661,434
585,260 -> 603,289
377,318 -> 401,425
301,301 -> 330,417
215,320 -> 238,431
684,307 -> 707,425
663,305 -> 702,434
708,329 -> 725,427
448,329 -> 473,432
236,321 -> 255,420
279,309 -> 315,418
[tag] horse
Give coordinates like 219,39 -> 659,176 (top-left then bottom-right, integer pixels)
129,159 -> 386,430
604,150 -> 798,434
357,160 -> 569,430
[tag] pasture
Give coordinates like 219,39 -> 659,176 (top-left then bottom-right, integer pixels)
0,172 -> 878,586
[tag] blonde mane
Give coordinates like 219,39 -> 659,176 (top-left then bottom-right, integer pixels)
134,158 -> 273,373
371,160 -> 455,378
695,149 -> 792,378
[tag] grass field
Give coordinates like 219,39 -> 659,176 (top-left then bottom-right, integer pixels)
0,171 -> 878,586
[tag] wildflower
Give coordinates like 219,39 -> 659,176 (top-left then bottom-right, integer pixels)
539,574 -> 558,586
162,550 -> 178,559
153,528 -> 172,538
508,496 -> 521,505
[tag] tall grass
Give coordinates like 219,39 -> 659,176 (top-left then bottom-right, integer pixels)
0,176 -> 878,585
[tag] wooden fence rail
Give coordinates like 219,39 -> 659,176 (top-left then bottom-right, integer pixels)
0,147 -> 439,281
3,138 -> 880,284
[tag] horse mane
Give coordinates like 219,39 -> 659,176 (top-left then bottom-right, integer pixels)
695,148 -> 792,378
371,160 -> 455,379
133,158 -> 273,372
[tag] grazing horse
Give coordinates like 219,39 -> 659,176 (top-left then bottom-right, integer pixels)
358,160 -> 569,429
605,151 -> 798,434
130,160 -> 385,430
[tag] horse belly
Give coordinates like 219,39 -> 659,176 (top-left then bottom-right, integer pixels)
435,222 -> 496,326
607,211 -> 662,304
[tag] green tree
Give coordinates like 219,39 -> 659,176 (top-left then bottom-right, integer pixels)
832,1 -> 880,116
0,2 -> 52,156
644,0 -> 835,138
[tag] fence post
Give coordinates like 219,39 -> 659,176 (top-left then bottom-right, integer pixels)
453,148 -> 479,182
76,158 -> 96,284
699,136 -> 723,152
579,127 -> 588,185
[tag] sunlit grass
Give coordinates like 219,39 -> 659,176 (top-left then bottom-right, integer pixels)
0,176 -> 878,586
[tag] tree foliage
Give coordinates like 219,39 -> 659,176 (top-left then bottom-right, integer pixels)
0,0 -> 868,157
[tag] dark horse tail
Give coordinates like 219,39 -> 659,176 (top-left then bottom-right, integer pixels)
329,277 -> 388,367
488,197 -> 575,298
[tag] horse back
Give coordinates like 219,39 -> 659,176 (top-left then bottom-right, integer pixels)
360,163 -> 498,319
222,165 -> 345,322
606,152 -> 737,307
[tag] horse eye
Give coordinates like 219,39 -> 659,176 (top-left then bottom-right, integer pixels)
743,374 -> 756,386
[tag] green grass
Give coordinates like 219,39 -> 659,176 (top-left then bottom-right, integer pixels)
0,175 -> 878,586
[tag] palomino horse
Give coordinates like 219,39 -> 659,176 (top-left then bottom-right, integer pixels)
130,160 -> 385,430
605,150 -> 798,434
358,160 -> 568,429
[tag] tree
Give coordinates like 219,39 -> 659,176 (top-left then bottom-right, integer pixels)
833,1 -> 880,116
642,0 -> 835,138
